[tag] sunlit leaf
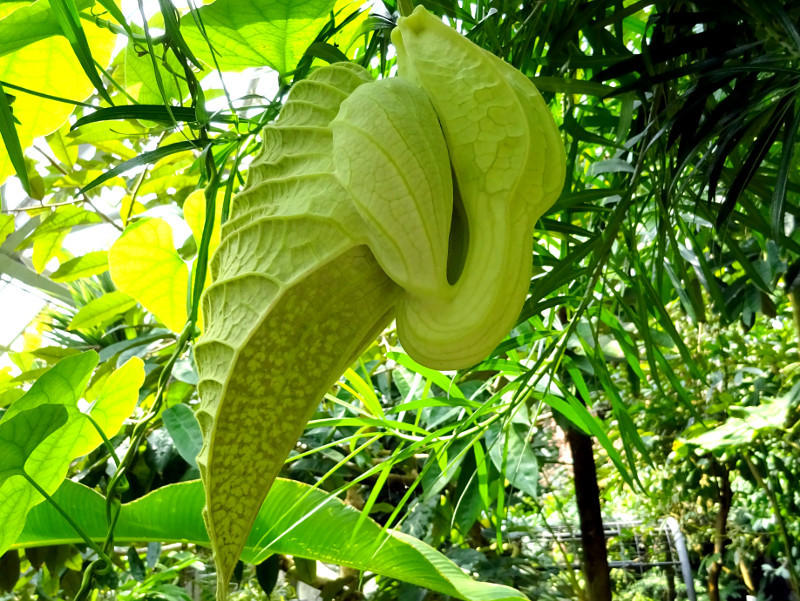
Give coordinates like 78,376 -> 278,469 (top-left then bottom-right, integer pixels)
0,6 -> 115,185
22,206 -> 102,246
0,404 -> 69,553
183,187 -> 222,264
0,0 -> 92,57
109,217 -> 189,333
0,214 -> 15,246
0,352 -> 144,557
68,290 -> 137,330
17,478 -> 528,601
683,394 -> 793,450
180,0 -> 338,75
31,231 -> 67,273
50,250 -> 109,282
123,38 -> 183,105
45,123 -> 77,170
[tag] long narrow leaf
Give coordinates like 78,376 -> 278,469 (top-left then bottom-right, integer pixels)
0,82 -> 30,194
771,100 -> 800,241
48,0 -> 112,104
79,141 -> 203,194
72,105 -> 248,128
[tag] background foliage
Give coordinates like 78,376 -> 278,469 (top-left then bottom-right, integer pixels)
1,0 -> 799,600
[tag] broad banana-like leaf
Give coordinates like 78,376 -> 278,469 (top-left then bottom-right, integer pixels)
195,10 -> 565,598
15,478 -> 527,601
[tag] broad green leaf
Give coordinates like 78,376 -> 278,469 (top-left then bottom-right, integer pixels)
0,214 -> 15,246
0,388 -> 24,409
179,0 -> 338,75
0,8 -> 115,185
120,195 -> 146,226
50,250 -> 109,282
0,0 -> 92,57
16,478 -> 527,601
123,38 -> 183,105
88,357 -> 145,433
0,404 -> 68,485
162,404 -> 203,468
683,394 -> 794,450
23,205 -> 102,244
68,290 -> 137,330
0,351 -> 96,557
45,123 -> 77,170
31,230 -> 67,273
29,346 -> 81,364
6,351 -> 34,372
0,404 -> 69,551
109,218 -> 189,333
0,352 -> 144,556
183,188 -> 222,257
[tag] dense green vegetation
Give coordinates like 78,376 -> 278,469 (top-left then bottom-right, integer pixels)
0,1 -> 799,600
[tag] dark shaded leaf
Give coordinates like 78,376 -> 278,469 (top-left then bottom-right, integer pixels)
255,554 -> 281,596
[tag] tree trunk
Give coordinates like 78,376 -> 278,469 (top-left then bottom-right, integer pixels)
565,425 -> 613,601
665,563 -> 677,601
707,466 -> 732,601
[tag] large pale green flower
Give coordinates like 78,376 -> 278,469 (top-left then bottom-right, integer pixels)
194,8 -> 565,598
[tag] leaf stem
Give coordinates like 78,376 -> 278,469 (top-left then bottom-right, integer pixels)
84,412 -> 123,468
0,80 -> 95,108
22,473 -> 113,567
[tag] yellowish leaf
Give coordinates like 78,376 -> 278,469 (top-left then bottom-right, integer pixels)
108,218 -> 189,333
183,189 -> 223,255
0,17 -> 115,184
120,195 -> 146,226
32,231 -> 67,273
0,214 -> 14,246
68,291 -> 137,330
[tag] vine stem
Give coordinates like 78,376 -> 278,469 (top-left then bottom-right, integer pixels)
22,473 -> 113,567
84,412 -> 122,469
